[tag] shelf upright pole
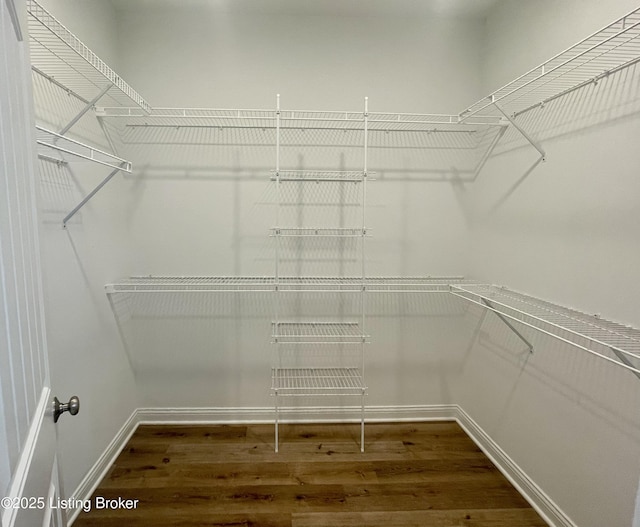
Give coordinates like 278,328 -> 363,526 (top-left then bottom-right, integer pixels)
360,97 -> 368,453
275,94 -> 281,305
274,94 -> 281,453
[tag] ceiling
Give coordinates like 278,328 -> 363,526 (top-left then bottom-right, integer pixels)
109,0 -> 502,18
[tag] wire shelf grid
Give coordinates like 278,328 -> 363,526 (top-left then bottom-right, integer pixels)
271,170 -> 367,182
35,126 -> 132,172
105,277 -> 640,375
461,6 -> 640,119
97,107 -> 501,130
27,0 -> 150,111
451,284 -> 640,374
106,276 -> 471,293
271,368 -> 365,395
271,228 -> 368,237
272,322 -> 367,343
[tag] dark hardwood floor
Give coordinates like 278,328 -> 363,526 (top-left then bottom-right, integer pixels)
72,422 -> 548,526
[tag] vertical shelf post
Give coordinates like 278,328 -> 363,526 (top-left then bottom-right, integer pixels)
361,96 -> 369,453
274,94 -> 281,453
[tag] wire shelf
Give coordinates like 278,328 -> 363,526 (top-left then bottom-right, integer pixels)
105,276 -> 276,293
272,322 -> 367,343
461,6 -> 640,119
271,368 -> 365,395
27,0 -> 150,111
35,126 -> 132,172
105,276 -> 471,293
451,284 -> 640,375
97,107 -> 502,130
271,228 -> 368,237
104,277 -> 640,376
271,170 -> 367,182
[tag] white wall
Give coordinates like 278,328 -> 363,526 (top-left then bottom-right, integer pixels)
31,0 -> 139,502
102,0 -> 488,410
457,1 -> 640,526
111,0 -> 485,281
22,1 -> 640,525
114,0 -> 484,112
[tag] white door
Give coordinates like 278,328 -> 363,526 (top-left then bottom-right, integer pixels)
1,1 -> 65,526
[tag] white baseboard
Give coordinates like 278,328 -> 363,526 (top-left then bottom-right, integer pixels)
68,404 -> 573,527
67,409 -> 138,526
454,406 -> 576,527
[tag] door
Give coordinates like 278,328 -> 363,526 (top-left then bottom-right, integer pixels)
1,1 -> 64,526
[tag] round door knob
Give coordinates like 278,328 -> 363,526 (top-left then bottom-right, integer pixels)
53,395 -> 80,423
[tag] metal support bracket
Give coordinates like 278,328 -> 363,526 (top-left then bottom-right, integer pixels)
472,124 -> 508,181
610,348 -> 640,381
58,83 -> 112,136
493,100 -> 546,161
96,115 -> 119,157
63,161 -> 128,226
481,297 -> 534,353
5,0 -> 23,41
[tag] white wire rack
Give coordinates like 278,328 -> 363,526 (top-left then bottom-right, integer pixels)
105,276 -> 640,377
96,107 -> 502,130
26,0 -> 150,111
271,368 -> 365,396
105,276 -> 472,293
105,276 -> 276,293
35,126 -> 132,172
270,171 -> 367,182
451,284 -> 640,376
272,322 -> 367,344
461,6 -> 640,119
270,228 -> 368,237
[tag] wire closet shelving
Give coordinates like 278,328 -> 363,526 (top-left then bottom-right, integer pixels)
461,6 -> 640,120
27,0 -> 149,111
26,0 -> 151,224
106,277 -> 640,379
26,0 -> 640,436
106,276 -> 468,293
268,95 -> 372,452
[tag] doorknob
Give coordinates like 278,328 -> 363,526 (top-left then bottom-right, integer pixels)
53,395 -> 80,423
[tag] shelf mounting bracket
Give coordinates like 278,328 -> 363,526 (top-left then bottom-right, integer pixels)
58,83 -> 113,137
493,99 -> 546,161
472,124 -> 508,181
481,297 -> 534,353
63,161 -> 128,226
610,348 -> 640,381
5,0 -> 23,41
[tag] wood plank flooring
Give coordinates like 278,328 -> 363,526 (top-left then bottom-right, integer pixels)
72,422 -> 548,526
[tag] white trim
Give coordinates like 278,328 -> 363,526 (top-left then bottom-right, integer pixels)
66,410 -> 138,526
454,406 -> 576,527
633,474 -> 640,527
67,404 -> 574,527
1,386 -> 50,527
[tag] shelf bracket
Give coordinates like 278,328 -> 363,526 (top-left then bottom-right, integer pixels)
493,100 -> 546,161
481,297 -> 534,353
472,124 -> 508,181
63,161 -> 128,226
58,83 -> 113,137
5,0 -> 23,41
610,348 -> 640,381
